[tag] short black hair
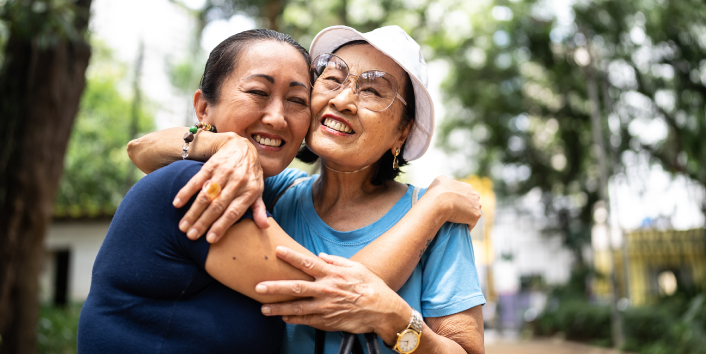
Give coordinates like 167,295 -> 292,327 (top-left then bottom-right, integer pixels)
199,29 -> 310,104
296,40 -> 416,185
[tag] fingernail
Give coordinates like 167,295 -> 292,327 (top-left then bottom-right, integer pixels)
276,246 -> 287,255
187,228 -> 198,239
255,284 -> 267,293
173,197 -> 181,207
282,316 -> 289,321
261,306 -> 270,315
179,220 -> 189,232
207,232 -> 216,243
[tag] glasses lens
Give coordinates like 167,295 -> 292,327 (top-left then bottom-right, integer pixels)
312,54 -> 348,92
358,70 -> 399,112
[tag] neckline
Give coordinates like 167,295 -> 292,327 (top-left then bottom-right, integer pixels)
299,176 -> 414,244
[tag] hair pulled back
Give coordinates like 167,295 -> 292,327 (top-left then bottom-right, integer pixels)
296,40 -> 416,185
199,29 -> 311,104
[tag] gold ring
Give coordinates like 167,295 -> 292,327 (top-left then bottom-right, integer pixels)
202,180 -> 221,201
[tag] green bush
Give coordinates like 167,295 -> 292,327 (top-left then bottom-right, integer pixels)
37,303 -> 83,354
533,294 -> 706,354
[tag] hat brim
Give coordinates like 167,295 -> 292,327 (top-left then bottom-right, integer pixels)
309,26 -> 434,161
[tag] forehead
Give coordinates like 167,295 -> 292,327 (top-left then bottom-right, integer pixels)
334,44 -> 406,82
233,40 -> 310,83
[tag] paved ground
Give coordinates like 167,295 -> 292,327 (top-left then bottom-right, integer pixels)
486,338 -> 632,354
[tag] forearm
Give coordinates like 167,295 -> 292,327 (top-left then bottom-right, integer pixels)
127,127 -> 223,173
378,306 -> 484,354
414,323 -> 468,354
350,194 -> 450,291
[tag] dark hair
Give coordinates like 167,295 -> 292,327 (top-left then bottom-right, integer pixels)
296,40 -> 416,185
199,29 -> 311,104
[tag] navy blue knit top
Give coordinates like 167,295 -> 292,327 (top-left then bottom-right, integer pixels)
77,160 -> 282,354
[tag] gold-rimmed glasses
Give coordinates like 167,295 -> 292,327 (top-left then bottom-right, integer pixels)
311,53 -> 407,112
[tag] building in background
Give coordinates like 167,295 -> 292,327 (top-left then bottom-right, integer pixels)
593,228 -> 706,307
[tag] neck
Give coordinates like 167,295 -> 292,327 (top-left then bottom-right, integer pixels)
313,160 -> 388,208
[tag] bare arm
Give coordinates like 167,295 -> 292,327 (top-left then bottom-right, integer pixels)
257,251 -> 485,353
351,176 -> 481,291
128,128 -> 269,236
417,307 -> 485,354
128,127 -> 213,173
204,218 -> 315,303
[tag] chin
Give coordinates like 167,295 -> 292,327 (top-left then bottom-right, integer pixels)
260,161 -> 286,178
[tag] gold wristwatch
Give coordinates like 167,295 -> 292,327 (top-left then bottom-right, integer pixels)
390,309 -> 423,353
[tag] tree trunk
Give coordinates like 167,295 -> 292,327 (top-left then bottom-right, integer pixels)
0,1 -> 92,352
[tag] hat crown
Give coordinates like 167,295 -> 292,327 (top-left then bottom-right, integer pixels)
365,26 -> 428,88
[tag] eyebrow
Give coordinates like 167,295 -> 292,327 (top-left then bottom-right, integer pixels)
290,81 -> 308,89
246,74 -> 274,83
245,74 -> 308,89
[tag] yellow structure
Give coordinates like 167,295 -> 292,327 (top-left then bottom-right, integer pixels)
460,175 -> 497,302
594,228 -> 706,306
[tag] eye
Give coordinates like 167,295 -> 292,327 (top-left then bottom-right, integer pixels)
323,75 -> 342,84
362,87 -> 382,97
288,97 -> 308,106
248,90 -> 268,97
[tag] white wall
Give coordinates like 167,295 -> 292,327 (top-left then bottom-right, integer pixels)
41,221 -> 110,303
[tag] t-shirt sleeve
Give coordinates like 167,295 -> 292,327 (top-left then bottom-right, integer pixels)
262,168 -> 309,209
420,204 -> 486,317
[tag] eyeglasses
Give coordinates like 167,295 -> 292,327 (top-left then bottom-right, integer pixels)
311,53 -> 407,112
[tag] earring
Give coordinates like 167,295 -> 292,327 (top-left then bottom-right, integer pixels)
392,147 -> 400,169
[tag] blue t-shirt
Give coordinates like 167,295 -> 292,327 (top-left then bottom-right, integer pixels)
267,170 -> 487,354
78,160 -> 283,354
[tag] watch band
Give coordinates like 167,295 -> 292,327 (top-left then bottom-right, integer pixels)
408,309 -> 423,333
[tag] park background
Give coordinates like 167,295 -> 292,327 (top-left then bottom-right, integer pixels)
1,0 -> 705,353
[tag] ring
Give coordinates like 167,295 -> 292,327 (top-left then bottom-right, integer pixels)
202,180 -> 221,201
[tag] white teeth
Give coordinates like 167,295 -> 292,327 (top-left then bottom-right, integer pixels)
323,118 -> 353,133
253,134 -> 282,147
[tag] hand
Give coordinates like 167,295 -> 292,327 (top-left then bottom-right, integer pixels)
173,132 -> 269,243
424,176 -> 482,231
256,247 -> 411,343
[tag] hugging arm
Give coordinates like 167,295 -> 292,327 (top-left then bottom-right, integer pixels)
128,128 -> 270,235
128,127 -> 482,291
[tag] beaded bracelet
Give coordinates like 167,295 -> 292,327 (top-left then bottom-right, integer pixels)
182,122 -> 217,159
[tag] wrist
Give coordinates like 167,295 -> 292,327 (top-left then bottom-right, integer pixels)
419,189 -> 454,222
377,301 -> 413,345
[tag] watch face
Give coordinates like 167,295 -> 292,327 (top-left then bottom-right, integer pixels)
398,331 -> 419,352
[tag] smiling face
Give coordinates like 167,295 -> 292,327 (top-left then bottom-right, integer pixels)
195,40 -> 311,177
306,44 -> 412,172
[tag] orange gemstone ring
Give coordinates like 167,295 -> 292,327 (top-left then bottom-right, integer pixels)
202,180 -> 221,201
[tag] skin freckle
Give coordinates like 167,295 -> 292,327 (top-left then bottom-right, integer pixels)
265,255 -> 268,260
232,257 -> 236,260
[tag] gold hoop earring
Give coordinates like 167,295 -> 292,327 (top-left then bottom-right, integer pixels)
393,147 -> 400,169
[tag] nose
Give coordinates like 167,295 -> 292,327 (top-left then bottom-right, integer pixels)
328,78 -> 358,114
261,98 -> 287,130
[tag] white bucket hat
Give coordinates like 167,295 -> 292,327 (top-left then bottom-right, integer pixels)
309,25 -> 434,162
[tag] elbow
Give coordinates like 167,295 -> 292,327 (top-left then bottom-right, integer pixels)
126,138 -> 150,174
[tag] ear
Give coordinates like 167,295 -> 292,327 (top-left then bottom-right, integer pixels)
193,89 -> 210,124
391,121 -> 413,154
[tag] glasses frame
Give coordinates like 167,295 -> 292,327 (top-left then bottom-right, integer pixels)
311,53 -> 407,112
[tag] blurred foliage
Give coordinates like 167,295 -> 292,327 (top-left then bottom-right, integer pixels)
53,41 -> 154,218
36,303 -> 82,354
427,0 -> 706,270
534,293 -> 706,354
0,0 -> 90,45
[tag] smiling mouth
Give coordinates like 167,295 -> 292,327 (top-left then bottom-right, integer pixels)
253,134 -> 283,147
322,118 -> 354,134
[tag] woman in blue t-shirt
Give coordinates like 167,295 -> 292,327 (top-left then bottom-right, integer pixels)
127,26 -> 485,354
81,28 -> 482,354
